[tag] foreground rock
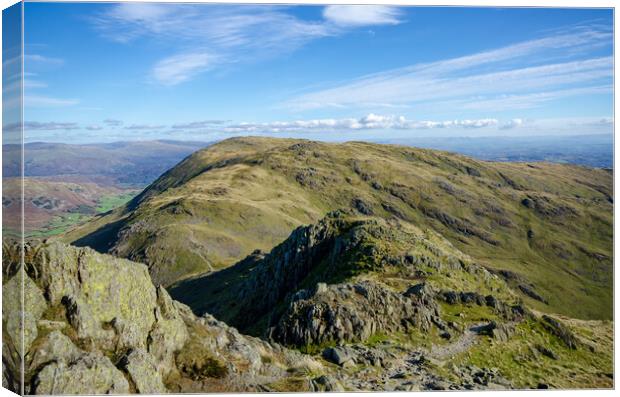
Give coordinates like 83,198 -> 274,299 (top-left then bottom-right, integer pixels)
2,242 -> 323,394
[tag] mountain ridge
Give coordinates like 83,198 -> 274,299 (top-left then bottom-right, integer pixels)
63,136 -> 613,320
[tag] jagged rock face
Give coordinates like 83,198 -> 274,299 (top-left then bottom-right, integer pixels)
271,281 -> 440,346
17,243 -> 179,394
229,212 -> 375,330
173,211 -> 517,347
34,243 -> 158,351
4,242 -> 323,395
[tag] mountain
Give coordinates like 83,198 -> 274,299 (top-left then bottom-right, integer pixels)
2,177 -> 138,238
3,140 -> 212,186
64,137 -> 613,320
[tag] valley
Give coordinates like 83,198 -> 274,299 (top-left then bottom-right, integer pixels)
2,177 -> 139,238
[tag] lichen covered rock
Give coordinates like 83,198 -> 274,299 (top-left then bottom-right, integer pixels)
2,267 -> 47,354
119,348 -> 167,394
32,352 -> 130,394
272,280 -> 441,346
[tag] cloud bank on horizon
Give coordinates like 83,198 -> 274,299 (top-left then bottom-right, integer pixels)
8,4 -> 614,143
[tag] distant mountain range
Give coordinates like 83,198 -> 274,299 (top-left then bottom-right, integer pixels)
2,135 -> 613,188
3,140 -> 213,186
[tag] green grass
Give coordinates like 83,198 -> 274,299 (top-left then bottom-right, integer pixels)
95,191 -> 138,213
450,318 -> 613,389
27,213 -> 90,238
298,339 -> 338,355
21,191 -> 140,239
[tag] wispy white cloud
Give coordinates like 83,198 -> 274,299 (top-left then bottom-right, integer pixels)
323,5 -> 402,27
124,124 -> 166,130
220,114 -> 500,134
4,121 -> 80,133
25,54 -> 64,66
103,119 -> 123,127
171,120 -> 228,129
152,52 -> 215,85
25,95 -> 79,107
284,25 -> 612,111
93,4 -> 333,85
444,85 -> 612,111
93,4 -> 402,85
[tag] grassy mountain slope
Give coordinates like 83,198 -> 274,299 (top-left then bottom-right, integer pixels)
64,137 -> 612,319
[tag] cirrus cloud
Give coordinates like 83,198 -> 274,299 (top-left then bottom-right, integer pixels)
323,6 -> 403,27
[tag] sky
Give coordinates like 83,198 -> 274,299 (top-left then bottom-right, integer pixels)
5,3 -> 615,143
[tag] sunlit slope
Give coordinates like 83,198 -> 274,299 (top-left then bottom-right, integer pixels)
64,137 -> 612,319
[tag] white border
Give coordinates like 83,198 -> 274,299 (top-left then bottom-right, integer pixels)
0,1 -> 616,397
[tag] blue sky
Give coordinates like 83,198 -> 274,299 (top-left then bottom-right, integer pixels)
12,3 -> 615,143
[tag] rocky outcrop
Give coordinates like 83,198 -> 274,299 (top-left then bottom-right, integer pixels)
438,290 -> 530,321
271,281 -> 441,346
474,321 -> 515,342
5,242 -> 324,394
541,315 -> 579,350
35,242 -> 158,352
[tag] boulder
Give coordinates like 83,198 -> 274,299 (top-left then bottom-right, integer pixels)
119,348 -> 167,394
27,331 -> 82,372
35,243 -> 158,353
32,352 -> 130,394
312,375 -> 345,391
2,267 -> 47,354
475,321 -> 514,342
323,346 -> 356,366
535,344 -> 558,360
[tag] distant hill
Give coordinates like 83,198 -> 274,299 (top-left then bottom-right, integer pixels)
64,137 -> 613,320
372,134 -> 613,169
3,140 -> 213,186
